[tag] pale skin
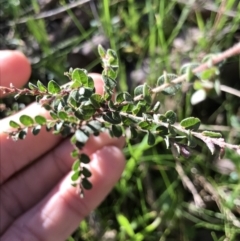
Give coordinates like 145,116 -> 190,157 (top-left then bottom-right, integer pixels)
0,51 -> 125,241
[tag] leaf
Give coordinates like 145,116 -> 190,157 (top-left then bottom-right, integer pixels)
116,92 -> 133,103
75,130 -> 89,144
20,115 -> 34,127
72,68 -> 88,86
9,120 -> 21,128
111,125 -> 123,137
28,82 -> 37,90
180,117 -> 201,131
165,110 -> 177,124
202,131 -> 222,138
68,97 -> 78,108
152,101 -> 161,112
37,80 -> 47,92
50,111 -> 58,120
180,63 -> 200,81
80,153 -> 90,164
72,159 -> 80,171
18,128 -> 28,140
204,138 -> 215,155
157,73 -> 181,95
147,131 -> 155,146
134,85 -> 144,97
48,80 -> 61,94
71,171 -> 80,181
200,67 -> 218,80
79,104 -> 95,120
106,49 -> 118,67
132,101 -> 147,116
98,44 -> 106,57
90,94 -> 102,108
103,112 -> 121,124
71,149 -> 79,158
156,126 -> 168,135
191,89 -> 207,105
171,142 -> 181,158
102,75 -> 116,91
32,125 -> 41,135
82,178 -> 92,190
143,83 -> 151,103
138,121 -> 153,130
82,167 -> 92,178
35,115 -> 47,125
58,111 -> 68,120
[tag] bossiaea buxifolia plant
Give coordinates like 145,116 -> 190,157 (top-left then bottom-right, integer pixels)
1,44 -> 240,197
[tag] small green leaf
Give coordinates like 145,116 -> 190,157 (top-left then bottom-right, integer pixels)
106,49 -> 118,67
32,125 -> 41,135
152,101 -> 161,112
165,110 -> 177,124
116,92 -> 133,103
202,131 -> 222,138
143,83 -> 151,103
58,111 -> 68,120
82,178 -> 92,190
28,82 -> 37,90
102,75 -> 116,90
82,167 -> 92,178
35,115 -> 47,125
20,115 -> 34,127
48,80 -> 61,94
72,159 -> 80,171
180,63 -> 200,81
9,120 -> 21,128
138,121 -> 152,130
134,85 -> 144,97
201,67 -> 218,80
50,111 -> 58,120
37,80 -> 47,92
147,131 -> 155,146
180,117 -> 201,131
156,126 -> 168,135
72,69 -> 94,88
111,125 -> 123,137
71,149 -> 79,158
157,73 -> 181,95
90,94 -> 102,108
98,44 -> 106,57
80,153 -> 90,164
71,171 -> 80,181
103,112 -> 121,124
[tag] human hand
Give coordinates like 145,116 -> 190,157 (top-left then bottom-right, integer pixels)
0,51 -> 125,241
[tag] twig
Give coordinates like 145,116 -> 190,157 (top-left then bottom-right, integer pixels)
149,43 -> 240,97
220,85 -> 240,98
119,112 -> 240,154
175,159 -> 205,208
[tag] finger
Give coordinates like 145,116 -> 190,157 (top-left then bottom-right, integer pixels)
0,51 -> 31,97
0,74 -> 104,184
1,146 -> 125,241
0,133 -> 124,233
